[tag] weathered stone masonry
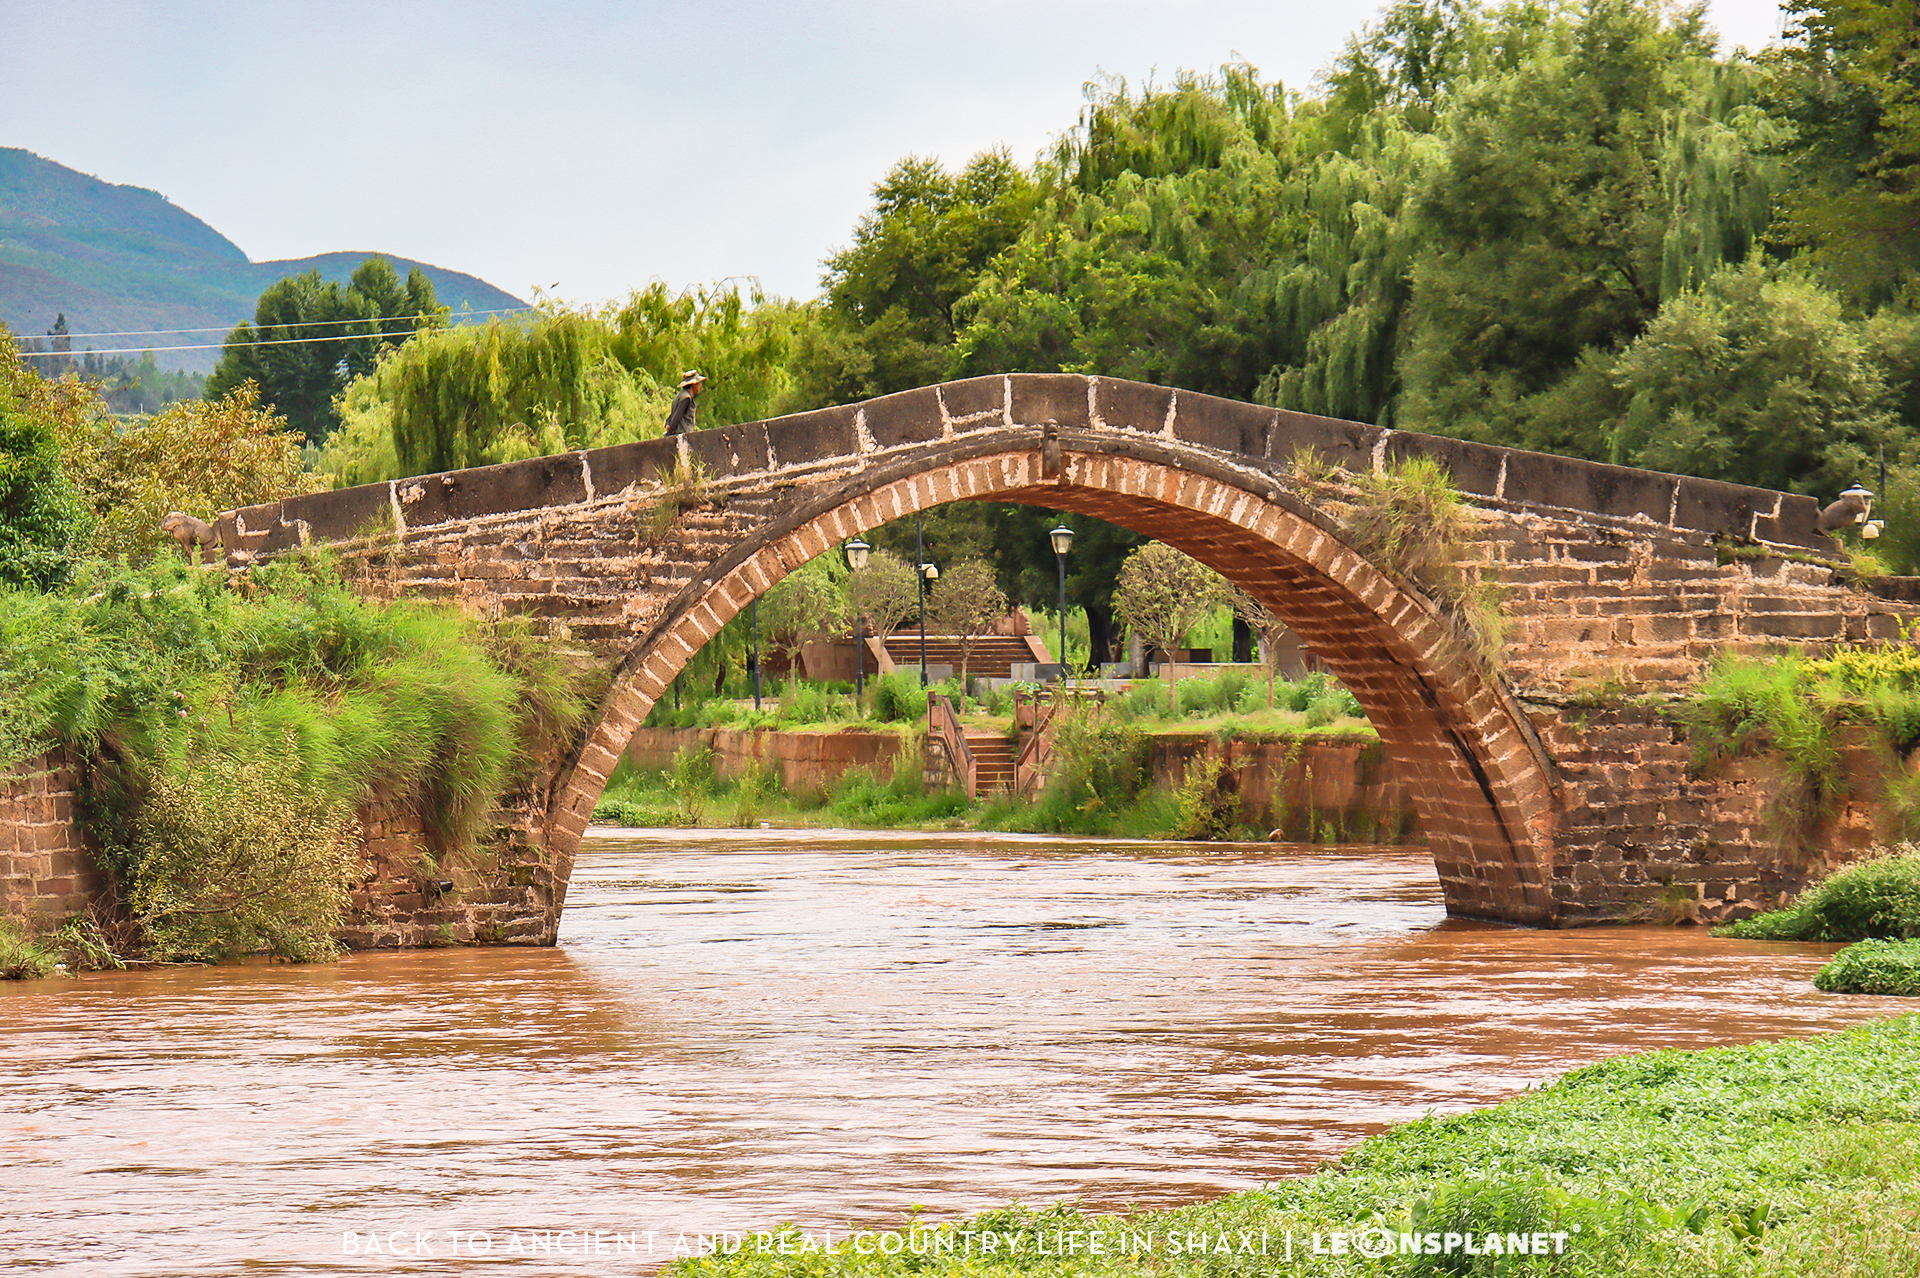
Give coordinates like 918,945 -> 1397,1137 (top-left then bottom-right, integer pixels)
0,750 -> 108,929
13,372 -> 1902,943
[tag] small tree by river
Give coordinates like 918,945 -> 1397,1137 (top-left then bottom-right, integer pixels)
928,557 -> 1007,687
1113,542 -> 1228,709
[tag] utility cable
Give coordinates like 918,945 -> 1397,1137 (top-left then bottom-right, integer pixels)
8,305 -> 533,343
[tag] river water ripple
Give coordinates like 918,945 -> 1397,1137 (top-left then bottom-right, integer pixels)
2,830 -> 1907,1275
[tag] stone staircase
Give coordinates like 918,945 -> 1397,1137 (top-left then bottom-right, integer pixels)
878,633 -> 1049,681
965,731 -> 1016,794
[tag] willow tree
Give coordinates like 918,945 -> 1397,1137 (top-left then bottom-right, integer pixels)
955,65 -> 1303,401
322,285 -> 816,485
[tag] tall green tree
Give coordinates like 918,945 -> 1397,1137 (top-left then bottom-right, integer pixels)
1766,0 -> 1920,302
1527,263 -> 1902,498
794,151 -> 1037,405
320,284 -> 814,483
1,332 -> 92,589
1397,0 -> 1776,451
954,66 -> 1302,399
206,257 -> 441,444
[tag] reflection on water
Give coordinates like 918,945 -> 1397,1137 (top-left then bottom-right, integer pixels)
1,829 -> 1906,1275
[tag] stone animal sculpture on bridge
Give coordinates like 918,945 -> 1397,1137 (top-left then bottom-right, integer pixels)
213,374 -> 1920,948
161,512 -> 220,566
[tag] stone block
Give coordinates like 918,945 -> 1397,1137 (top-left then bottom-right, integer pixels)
765,404 -> 860,468
1008,373 -> 1091,429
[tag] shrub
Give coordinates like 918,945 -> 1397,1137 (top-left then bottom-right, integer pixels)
1715,844 -> 1920,941
1815,938 -> 1920,995
666,744 -> 715,826
1171,754 -> 1238,840
868,671 -> 924,723
828,763 -> 967,827
129,756 -> 360,963
0,552 -> 598,961
778,680 -> 831,725
1343,455 -> 1505,666
592,797 -> 674,828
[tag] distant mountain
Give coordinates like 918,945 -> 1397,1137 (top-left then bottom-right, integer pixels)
0,148 -> 527,372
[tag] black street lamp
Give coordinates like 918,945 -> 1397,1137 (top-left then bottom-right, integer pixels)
749,597 -> 762,711
917,561 -> 939,687
1049,524 -> 1074,679
845,537 -> 871,696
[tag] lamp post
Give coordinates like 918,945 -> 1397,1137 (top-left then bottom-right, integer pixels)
1049,524 -> 1074,679
845,537 -> 871,696
917,561 -> 939,687
749,597 -> 762,712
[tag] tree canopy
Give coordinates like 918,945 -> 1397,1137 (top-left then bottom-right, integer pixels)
207,257 -> 442,444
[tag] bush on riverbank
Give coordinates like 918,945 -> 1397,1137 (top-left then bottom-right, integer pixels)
1816,939 -> 1920,995
0,553 -> 597,962
1714,845 -> 1920,942
670,1015 -> 1920,1277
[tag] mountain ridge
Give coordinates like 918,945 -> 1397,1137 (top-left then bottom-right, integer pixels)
0,148 -> 527,370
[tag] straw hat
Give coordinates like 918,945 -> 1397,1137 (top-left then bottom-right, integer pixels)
680,370 -> 707,389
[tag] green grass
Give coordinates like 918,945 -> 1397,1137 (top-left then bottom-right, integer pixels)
669,1016 -> 1920,1277
0,920 -> 60,979
591,749 -> 974,833
1817,939 -> 1920,995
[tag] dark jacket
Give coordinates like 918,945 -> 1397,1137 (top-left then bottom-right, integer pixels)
664,389 -> 697,437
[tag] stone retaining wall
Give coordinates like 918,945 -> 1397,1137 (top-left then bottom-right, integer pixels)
1148,733 -> 1420,843
0,750 -> 107,929
0,758 -> 555,951
622,726 -> 909,793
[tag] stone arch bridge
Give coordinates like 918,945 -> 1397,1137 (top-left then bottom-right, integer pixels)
217,374 -> 1918,944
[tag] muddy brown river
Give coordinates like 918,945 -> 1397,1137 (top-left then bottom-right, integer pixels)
1,830 -> 1907,1275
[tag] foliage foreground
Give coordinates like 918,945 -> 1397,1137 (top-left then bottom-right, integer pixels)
0,553 -> 594,965
671,1016 -> 1920,1278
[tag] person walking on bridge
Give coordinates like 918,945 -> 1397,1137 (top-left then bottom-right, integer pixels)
664,370 -> 706,437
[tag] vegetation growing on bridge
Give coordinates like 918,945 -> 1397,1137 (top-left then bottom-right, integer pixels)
670,1015 -> 1920,1278
0,552 -> 595,964
1683,646 -> 1920,858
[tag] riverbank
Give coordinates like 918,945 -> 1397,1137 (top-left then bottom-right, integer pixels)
598,720 -> 1413,844
671,1013 -> 1920,1277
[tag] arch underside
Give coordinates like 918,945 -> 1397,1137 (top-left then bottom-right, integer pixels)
549,448 -> 1560,926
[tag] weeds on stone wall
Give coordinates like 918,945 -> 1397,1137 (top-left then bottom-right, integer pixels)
1684,649 -> 1920,858
1288,449 -> 1506,668
0,550 -> 597,962
634,455 -> 714,543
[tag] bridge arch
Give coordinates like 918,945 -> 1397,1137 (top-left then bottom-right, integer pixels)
547,435 -> 1559,925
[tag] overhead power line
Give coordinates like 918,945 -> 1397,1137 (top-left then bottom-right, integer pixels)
8,305 -> 534,344
12,330 -> 446,357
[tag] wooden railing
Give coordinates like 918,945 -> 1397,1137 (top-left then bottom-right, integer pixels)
926,692 -> 976,798
1013,689 -> 1059,799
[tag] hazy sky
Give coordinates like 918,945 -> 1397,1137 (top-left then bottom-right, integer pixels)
3,1 -> 1793,310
